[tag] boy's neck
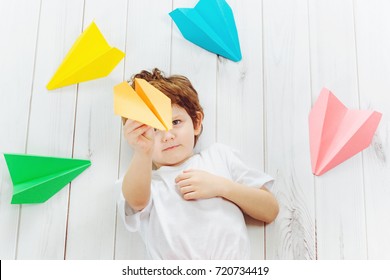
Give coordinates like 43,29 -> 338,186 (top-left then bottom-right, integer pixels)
154,152 -> 194,170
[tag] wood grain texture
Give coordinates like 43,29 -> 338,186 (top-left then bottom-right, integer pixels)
309,0 -> 367,259
0,0 -> 41,260
64,0 -> 127,260
217,0 -> 265,259
15,0 -> 84,259
354,0 -> 390,259
263,0 -> 316,260
1,0 -> 390,260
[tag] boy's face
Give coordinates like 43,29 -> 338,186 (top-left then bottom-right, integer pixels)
152,105 -> 202,168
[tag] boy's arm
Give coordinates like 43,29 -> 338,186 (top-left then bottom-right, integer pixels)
122,152 -> 153,211
121,119 -> 155,212
221,181 -> 279,223
175,170 -> 279,223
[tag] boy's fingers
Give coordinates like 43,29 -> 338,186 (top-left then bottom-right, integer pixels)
143,126 -> 155,140
183,169 -> 202,176
183,192 -> 196,200
124,118 -> 136,128
176,179 -> 192,188
124,119 -> 144,131
175,172 -> 192,183
178,185 -> 193,194
129,124 -> 150,138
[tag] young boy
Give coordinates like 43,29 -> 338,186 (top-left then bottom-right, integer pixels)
117,68 -> 279,259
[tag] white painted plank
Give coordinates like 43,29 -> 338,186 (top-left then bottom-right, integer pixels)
263,0 -> 316,259
2,0 -> 390,261
14,0 -> 84,259
354,0 -> 390,259
0,0 -> 41,260
115,0 -> 173,260
216,0 -> 265,260
171,0 -> 217,151
65,0 -> 128,259
308,0 -> 367,259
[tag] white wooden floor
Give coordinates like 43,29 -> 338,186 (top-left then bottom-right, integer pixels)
1,0 -> 390,260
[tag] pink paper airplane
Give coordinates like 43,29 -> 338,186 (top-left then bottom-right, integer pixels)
309,88 -> 382,176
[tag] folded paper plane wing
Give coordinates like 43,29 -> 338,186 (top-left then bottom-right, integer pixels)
170,0 -> 242,62
3,154 -> 91,204
309,88 -> 382,176
47,22 -> 125,90
113,78 -> 172,131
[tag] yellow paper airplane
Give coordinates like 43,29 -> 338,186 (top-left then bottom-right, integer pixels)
47,22 -> 125,90
113,79 -> 172,131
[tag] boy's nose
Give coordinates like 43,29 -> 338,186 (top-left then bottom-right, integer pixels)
161,130 -> 175,142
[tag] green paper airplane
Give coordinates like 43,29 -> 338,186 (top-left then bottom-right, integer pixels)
3,154 -> 91,204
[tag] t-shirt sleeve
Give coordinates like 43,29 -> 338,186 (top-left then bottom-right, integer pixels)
116,178 -> 152,232
217,144 -> 274,192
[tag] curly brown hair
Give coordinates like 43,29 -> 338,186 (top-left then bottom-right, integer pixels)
123,68 -> 204,146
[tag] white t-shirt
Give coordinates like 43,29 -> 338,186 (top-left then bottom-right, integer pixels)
116,143 -> 274,259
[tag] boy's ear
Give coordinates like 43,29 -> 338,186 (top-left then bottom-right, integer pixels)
194,111 -> 203,136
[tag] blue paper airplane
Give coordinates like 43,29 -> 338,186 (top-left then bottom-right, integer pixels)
169,0 -> 242,62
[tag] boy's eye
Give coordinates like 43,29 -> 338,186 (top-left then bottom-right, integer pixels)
172,120 -> 181,125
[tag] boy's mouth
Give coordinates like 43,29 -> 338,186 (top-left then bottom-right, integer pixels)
162,144 -> 180,151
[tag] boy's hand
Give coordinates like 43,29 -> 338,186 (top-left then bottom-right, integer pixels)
123,119 -> 155,155
175,169 -> 230,200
